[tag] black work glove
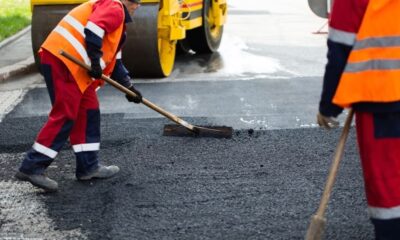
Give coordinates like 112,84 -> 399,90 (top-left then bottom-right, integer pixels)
88,61 -> 102,79
126,84 -> 143,104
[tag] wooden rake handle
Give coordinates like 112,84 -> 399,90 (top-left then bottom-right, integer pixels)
315,109 -> 354,217
305,109 -> 355,240
59,50 -> 195,131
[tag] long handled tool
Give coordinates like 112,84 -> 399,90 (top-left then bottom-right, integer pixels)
59,50 -> 232,138
305,109 -> 355,240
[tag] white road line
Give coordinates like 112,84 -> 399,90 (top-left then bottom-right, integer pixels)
0,90 -> 26,122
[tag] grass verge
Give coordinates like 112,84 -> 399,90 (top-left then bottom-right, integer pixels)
0,0 -> 31,42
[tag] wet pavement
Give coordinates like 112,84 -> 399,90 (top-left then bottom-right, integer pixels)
0,0 -> 373,239
9,76 -> 329,130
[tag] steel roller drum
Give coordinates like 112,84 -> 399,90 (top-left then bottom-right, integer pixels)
308,0 -> 329,18
123,3 -> 175,78
31,5 -> 76,67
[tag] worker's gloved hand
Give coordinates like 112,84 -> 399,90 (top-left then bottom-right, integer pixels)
317,112 -> 339,130
88,61 -> 102,79
126,84 -> 142,104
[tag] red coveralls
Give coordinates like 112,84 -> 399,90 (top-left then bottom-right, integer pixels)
320,0 -> 400,238
19,0 -> 128,178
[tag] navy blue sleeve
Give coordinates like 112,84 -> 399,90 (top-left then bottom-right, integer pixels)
319,40 -> 352,117
84,29 -> 103,62
111,59 -> 131,87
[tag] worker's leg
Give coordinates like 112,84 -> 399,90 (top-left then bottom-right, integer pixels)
19,50 -> 82,175
356,111 -> 400,240
69,83 -> 120,180
69,84 -> 101,178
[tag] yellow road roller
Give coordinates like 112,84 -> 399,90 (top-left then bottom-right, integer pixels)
31,0 -> 227,77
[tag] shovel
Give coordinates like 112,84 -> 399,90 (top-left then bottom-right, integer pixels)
59,50 -> 233,138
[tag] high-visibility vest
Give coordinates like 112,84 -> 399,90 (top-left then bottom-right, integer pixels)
333,0 -> 400,108
41,0 -> 124,93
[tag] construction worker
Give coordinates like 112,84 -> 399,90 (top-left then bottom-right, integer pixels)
317,0 -> 400,238
15,0 -> 143,192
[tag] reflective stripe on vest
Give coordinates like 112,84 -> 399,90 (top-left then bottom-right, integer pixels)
333,0 -> 400,107
41,0 -> 123,93
55,17 -> 106,69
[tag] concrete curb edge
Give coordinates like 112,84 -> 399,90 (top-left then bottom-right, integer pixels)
0,57 -> 36,83
0,26 -> 32,50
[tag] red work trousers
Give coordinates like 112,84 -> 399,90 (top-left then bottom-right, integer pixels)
19,50 -> 100,177
356,111 -> 400,239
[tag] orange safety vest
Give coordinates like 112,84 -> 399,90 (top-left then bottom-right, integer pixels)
333,0 -> 400,108
41,0 -> 124,93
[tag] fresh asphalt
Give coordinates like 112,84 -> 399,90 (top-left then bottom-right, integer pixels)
0,82 -> 373,240
0,0 -> 374,239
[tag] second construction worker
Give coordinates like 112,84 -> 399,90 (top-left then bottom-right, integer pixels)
318,0 -> 400,238
15,0 -> 143,192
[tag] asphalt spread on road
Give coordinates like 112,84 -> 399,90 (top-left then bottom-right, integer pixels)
0,112 -> 373,239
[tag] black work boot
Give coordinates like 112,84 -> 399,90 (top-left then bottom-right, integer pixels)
77,165 -> 120,181
15,171 -> 58,192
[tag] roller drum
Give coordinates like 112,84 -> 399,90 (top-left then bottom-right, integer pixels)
32,3 -> 174,78
31,5 -> 76,68
123,3 -> 172,78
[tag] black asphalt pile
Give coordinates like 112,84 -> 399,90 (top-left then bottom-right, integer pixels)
0,113 -> 373,240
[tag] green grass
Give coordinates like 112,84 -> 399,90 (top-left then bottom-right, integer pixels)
0,0 -> 31,42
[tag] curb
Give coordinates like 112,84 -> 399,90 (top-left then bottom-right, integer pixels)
0,25 -> 36,83
0,57 -> 36,83
0,26 -> 31,50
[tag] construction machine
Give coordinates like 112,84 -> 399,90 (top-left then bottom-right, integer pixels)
308,0 -> 331,18
30,0 -> 227,77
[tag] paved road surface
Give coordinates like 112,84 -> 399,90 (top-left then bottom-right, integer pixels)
0,1 -> 374,239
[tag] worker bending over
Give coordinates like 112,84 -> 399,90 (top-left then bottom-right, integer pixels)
15,0 -> 142,192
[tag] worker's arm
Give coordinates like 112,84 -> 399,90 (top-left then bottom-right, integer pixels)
319,39 -> 351,118
84,0 -> 124,78
319,0 -> 368,118
85,30 -> 103,79
111,57 -> 142,103
110,54 -> 129,86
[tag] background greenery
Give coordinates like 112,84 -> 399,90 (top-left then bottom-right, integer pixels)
0,0 -> 31,42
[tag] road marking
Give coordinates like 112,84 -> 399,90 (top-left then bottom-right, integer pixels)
0,90 -> 26,122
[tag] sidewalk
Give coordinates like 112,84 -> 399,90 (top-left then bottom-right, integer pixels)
0,26 -> 36,82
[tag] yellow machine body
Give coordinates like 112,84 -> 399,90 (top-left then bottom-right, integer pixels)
30,0 -> 228,77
